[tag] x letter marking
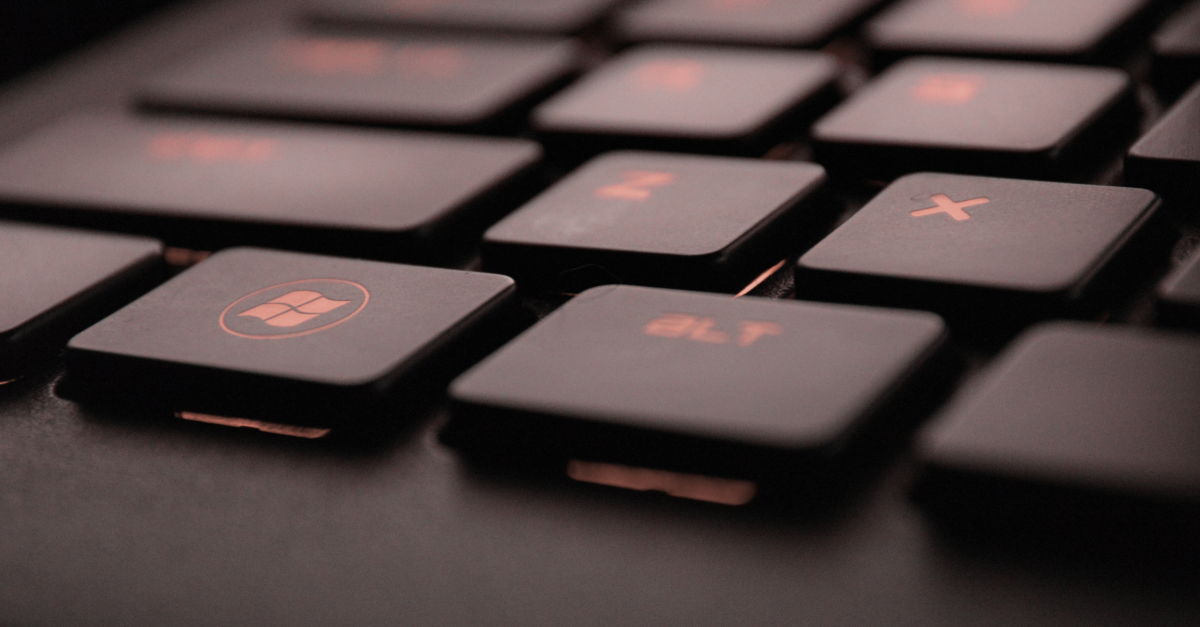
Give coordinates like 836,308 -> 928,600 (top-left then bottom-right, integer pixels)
910,194 -> 990,221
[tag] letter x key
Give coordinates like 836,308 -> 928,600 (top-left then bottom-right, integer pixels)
910,193 -> 990,221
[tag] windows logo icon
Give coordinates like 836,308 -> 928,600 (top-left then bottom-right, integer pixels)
220,279 -> 369,339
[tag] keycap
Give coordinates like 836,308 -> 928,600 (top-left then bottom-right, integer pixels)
443,285 -> 948,492
615,0 -> 884,48
1152,0 -> 1200,99
532,45 -> 840,157
140,30 -> 579,130
914,323 -> 1200,549
865,0 -> 1153,64
0,221 -> 162,380
1125,81 -> 1200,209
483,152 -> 828,292
62,248 -> 515,428
1157,247 -> 1200,329
0,114 -> 540,261
306,0 -> 621,34
795,173 -> 1163,328
811,57 -> 1136,180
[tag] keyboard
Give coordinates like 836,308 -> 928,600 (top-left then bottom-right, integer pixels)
1,0 -> 1198,625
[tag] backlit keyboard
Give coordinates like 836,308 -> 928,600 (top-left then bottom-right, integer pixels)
0,1 -> 1198,625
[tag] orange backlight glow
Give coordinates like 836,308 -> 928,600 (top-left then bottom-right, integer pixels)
956,0 -> 1026,17
567,460 -> 758,506
177,412 -> 331,439
594,170 -> 676,200
644,314 -> 781,347
635,60 -> 706,93
911,193 -> 990,221
279,39 -> 387,75
150,133 -> 276,163
912,74 -> 984,104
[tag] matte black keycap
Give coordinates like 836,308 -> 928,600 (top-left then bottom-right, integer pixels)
795,173 -> 1162,327
444,285 -> 948,490
0,221 -> 162,379
914,323 -> 1200,549
0,114 -> 540,261
63,248 -> 515,428
1152,0 -> 1200,99
1125,81 -> 1200,209
483,152 -> 828,292
865,0 -> 1153,63
532,45 -> 840,157
1157,246 -> 1200,328
306,0 -> 621,34
616,0 -> 884,48
811,57 -> 1135,179
140,30 -> 578,130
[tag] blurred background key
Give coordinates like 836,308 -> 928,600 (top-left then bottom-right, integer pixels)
140,30 -> 579,131
615,0 -> 886,49
0,113 -> 541,262
533,45 -> 840,158
306,0 -> 624,35
865,0 -> 1156,65
1151,0 -> 1200,100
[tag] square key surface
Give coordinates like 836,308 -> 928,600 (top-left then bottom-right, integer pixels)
811,57 -> 1134,179
532,45 -> 839,156
1157,246 -> 1200,329
141,30 -> 578,129
796,173 -> 1160,324
446,285 -> 947,483
866,0 -> 1152,62
65,248 -> 515,426
483,151 -> 828,292
915,323 -> 1200,539
0,113 -> 540,260
0,221 -> 162,378
306,0 -> 621,34
1125,81 -> 1200,208
616,0 -> 884,48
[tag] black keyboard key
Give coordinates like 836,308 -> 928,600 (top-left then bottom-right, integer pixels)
1157,247 -> 1200,329
795,173 -> 1162,327
306,0 -> 621,34
616,0 -> 884,48
62,248 -> 515,428
0,221 -> 162,379
443,285 -> 948,491
1152,0 -> 1200,99
140,31 -> 579,130
812,57 -> 1135,179
483,151 -> 828,292
532,45 -> 840,157
1125,81 -> 1200,209
865,0 -> 1153,64
0,114 -> 540,261
914,323 -> 1200,549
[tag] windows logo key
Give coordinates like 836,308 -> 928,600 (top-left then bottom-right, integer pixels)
221,279 -> 369,339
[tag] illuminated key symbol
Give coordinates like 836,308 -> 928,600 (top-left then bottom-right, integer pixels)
150,133 -> 277,163
956,0 -> 1026,17
643,314 -> 781,346
238,290 -> 351,328
595,171 -> 676,200
913,74 -> 984,104
279,39 -> 386,75
911,194 -> 990,222
635,60 -> 706,93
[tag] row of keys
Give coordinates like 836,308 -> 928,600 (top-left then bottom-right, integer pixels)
302,0 -> 1162,69
137,25 -> 1162,180
8,236 -> 1192,528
